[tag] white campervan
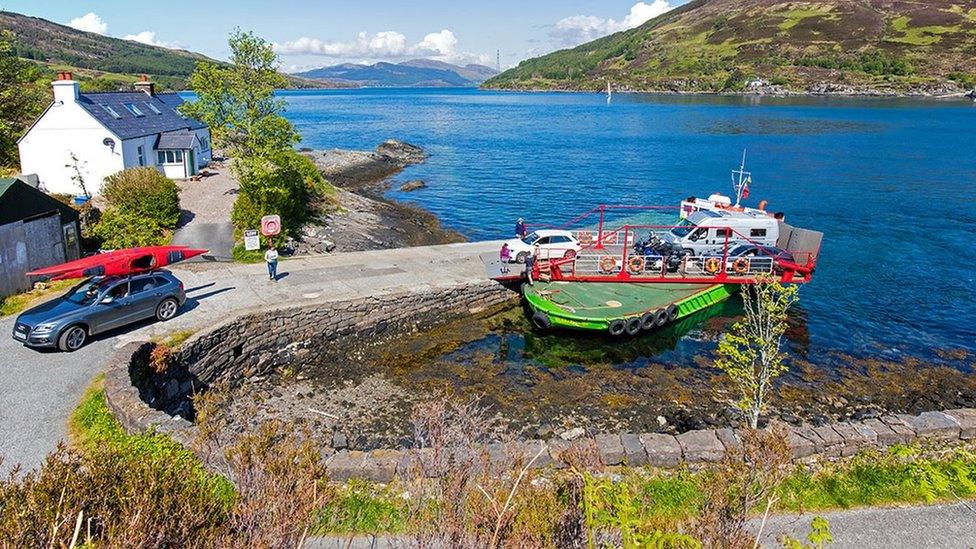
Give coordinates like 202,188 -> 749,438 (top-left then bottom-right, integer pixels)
662,209 -> 778,256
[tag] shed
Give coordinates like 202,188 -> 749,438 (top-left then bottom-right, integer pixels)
0,177 -> 81,298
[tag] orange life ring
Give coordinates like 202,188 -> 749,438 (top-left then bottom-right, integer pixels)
578,231 -> 594,246
599,256 -> 617,274
704,257 -> 722,275
628,255 -> 645,274
602,232 -> 618,245
732,257 -> 750,275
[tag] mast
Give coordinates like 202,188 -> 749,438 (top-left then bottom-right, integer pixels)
731,150 -> 751,206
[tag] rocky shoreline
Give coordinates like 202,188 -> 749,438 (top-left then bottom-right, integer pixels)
296,140 -> 464,254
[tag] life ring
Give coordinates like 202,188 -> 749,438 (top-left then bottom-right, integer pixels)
608,319 -> 627,336
625,317 -> 642,336
599,256 -> 617,274
704,257 -> 722,274
732,257 -> 750,275
628,255 -> 645,274
532,311 -> 552,330
578,232 -> 594,246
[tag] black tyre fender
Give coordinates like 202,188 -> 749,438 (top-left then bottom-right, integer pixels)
654,308 -> 669,327
532,311 -> 552,330
625,317 -> 642,336
640,312 -> 656,331
666,304 -> 679,322
608,319 -> 627,336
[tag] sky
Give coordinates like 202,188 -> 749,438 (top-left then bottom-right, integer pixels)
3,0 -> 689,72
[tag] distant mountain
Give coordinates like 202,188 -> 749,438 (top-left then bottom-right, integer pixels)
484,0 -> 976,95
296,59 -> 498,87
0,10 -> 328,90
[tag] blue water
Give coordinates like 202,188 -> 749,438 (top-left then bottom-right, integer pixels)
277,88 -> 976,363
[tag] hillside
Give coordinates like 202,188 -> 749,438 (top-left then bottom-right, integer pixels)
484,0 -> 976,95
296,59 -> 497,87
0,10 -> 326,90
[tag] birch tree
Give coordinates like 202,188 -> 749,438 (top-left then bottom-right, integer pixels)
715,276 -> 798,428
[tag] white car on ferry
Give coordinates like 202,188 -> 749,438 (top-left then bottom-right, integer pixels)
504,230 -> 581,263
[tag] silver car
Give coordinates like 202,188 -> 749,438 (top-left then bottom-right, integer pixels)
12,271 -> 187,352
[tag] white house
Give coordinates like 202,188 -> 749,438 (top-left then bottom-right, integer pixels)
17,72 -> 212,196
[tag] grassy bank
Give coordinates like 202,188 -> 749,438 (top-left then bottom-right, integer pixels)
0,279 -> 77,317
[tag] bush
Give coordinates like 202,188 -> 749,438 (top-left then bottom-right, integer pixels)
92,209 -> 168,248
102,167 -> 181,229
231,150 -> 320,240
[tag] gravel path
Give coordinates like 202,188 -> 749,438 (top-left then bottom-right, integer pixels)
170,162 -> 238,260
0,241 -> 504,474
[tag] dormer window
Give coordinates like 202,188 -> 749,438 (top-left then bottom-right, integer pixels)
100,105 -> 122,119
123,103 -> 145,117
144,102 -> 162,115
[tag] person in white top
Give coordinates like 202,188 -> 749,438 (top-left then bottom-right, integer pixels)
264,247 -> 279,280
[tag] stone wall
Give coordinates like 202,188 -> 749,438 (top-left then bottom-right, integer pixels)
101,278 -> 976,483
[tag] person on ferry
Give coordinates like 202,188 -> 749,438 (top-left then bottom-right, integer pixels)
515,218 -> 527,238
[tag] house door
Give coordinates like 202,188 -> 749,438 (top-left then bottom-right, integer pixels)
187,149 -> 196,176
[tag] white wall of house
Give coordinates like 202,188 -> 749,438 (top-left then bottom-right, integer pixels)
18,80 -> 125,196
120,134 -> 158,170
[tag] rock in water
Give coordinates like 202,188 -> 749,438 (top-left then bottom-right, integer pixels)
376,140 -> 427,165
399,180 -> 427,192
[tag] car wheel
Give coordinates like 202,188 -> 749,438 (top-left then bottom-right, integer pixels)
683,248 -> 695,257
515,252 -> 528,264
156,298 -> 179,321
563,249 -> 577,259
58,325 -> 87,352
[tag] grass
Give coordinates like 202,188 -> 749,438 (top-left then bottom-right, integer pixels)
67,375 -> 235,504
231,243 -> 267,263
0,279 -> 77,317
776,6 -> 836,32
885,16 -> 961,46
152,328 -> 197,349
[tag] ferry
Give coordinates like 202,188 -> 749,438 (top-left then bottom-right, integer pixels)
484,159 -> 823,335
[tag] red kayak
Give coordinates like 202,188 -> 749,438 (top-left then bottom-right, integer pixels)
27,246 -> 209,281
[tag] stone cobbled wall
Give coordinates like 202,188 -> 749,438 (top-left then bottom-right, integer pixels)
102,281 -> 976,483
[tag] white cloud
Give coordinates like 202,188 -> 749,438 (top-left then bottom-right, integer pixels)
550,1 -> 673,47
273,28 -> 490,66
68,12 -> 108,35
123,31 -> 180,49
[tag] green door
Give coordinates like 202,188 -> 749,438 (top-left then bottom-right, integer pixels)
187,149 -> 196,176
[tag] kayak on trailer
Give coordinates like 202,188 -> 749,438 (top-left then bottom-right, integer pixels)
523,281 -> 736,336
26,246 -> 208,280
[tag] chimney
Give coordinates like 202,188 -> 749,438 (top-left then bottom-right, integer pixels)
134,74 -> 155,96
52,71 -> 79,103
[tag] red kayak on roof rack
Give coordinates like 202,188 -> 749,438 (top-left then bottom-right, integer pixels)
27,246 -> 209,281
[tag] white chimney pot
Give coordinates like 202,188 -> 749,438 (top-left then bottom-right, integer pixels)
53,75 -> 79,104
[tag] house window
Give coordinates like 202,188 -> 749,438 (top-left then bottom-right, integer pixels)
123,103 -> 144,117
157,151 -> 166,164
137,145 -> 145,166
174,150 -> 183,162
199,136 -> 209,150
100,105 -> 122,119
145,102 -> 162,115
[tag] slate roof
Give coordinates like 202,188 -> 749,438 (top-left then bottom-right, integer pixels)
155,130 -> 197,150
0,177 -> 79,226
76,91 -> 206,141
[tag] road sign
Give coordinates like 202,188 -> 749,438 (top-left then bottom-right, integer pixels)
260,215 -> 281,237
243,229 -> 260,251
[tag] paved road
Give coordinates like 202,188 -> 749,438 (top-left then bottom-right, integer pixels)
751,501 -> 976,548
0,240 -> 503,474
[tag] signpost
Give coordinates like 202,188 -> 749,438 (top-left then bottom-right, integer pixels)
243,229 -> 260,251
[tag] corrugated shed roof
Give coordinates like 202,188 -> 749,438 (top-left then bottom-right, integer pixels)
155,130 -> 197,149
77,91 -> 206,140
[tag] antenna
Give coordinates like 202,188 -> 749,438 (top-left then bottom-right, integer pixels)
731,149 -> 751,206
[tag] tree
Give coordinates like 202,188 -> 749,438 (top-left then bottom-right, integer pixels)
0,31 -> 48,170
179,30 -> 298,161
715,276 -> 799,428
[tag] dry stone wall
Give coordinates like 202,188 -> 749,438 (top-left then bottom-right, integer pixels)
102,280 -> 976,483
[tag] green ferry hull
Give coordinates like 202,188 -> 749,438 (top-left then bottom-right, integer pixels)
523,281 -> 736,332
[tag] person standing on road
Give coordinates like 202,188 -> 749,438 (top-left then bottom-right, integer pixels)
265,246 -> 279,280
499,243 -> 511,273
515,217 -> 527,239
524,247 -> 535,285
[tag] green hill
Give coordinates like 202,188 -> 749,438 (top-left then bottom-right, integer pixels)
484,0 -> 976,94
0,10 -> 326,91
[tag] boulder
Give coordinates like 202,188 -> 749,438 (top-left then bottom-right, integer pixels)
620,433 -> 648,466
362,449 -> 403,482
594,433 -> 626,466
376,140 -> 427,165
638,432 -> 682,467
899,411 -> 961,441
399,180 -> 427,192
944,409 -> 976,439
326,450 -> 367,481
858,418 -> 903,446
676,429 -> 725,463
